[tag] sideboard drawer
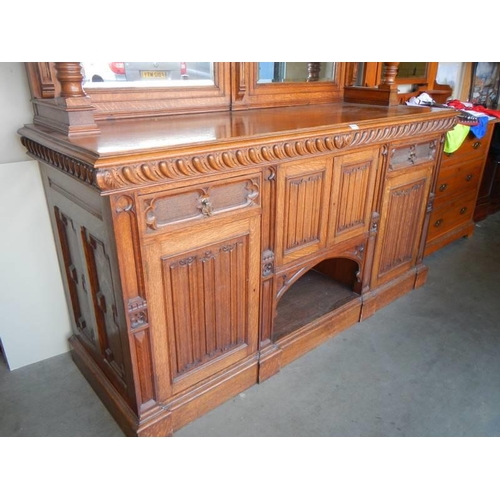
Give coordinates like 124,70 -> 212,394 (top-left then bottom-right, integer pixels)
427,193 -> 477,240
389,139 -> 437,170
140,174 -> 260,234
435,158 -> 483,202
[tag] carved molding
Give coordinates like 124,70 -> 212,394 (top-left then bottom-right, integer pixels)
22,137 -> 96,187
276,266 -> 308,301
23,115 -> 457,193
276,238 -> 368,301
96,117 -> 456,191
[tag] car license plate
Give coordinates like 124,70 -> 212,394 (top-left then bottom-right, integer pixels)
141,71 -> 166,79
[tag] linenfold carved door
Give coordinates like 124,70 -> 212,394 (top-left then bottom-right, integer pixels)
372,140 -> 436,287
275,156 -> 333,267
143,215 -> 261,401
328,148 -> 380,245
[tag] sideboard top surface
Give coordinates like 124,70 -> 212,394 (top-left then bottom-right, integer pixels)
21,103 -> 458,159
19,102 -> 458,194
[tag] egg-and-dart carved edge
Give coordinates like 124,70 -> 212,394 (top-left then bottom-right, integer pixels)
22,116 -> 457,194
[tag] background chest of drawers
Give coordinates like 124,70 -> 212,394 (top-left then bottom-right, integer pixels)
425,120 -> 496,256
474,122 -> 500,222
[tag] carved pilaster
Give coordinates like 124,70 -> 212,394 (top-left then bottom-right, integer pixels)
25,63 -> 58,99
361,212 -> 380,294
111,193 -> 155,412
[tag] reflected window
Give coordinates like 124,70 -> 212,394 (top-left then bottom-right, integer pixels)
81,62 -> 214,88
436,62 -> 465,100
257,62 -> 336,83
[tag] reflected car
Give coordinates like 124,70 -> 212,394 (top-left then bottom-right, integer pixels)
115,62 -> 213,82
81,62 -> 127,83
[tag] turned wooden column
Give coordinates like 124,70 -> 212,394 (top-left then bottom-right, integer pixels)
347,63 -> 360,87
307,63 -> 321,82
379,62 -> 400,89
54,62 -> 87,98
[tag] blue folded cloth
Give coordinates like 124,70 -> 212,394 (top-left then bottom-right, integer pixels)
470,116 -> 489,139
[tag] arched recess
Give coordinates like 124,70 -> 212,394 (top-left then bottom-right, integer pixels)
273,255 -> 362,342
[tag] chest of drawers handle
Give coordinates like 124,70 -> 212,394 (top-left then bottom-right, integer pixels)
459,207 -> 467,214
439,183 -> 448,192
465,174 -> 473,181
434,219 -> 443,227
473,142 -> 481,149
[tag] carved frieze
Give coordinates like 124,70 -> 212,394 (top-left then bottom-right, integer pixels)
22,115 -> 457,193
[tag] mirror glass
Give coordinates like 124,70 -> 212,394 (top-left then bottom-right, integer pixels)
81,62 -> 214,88
397,62 -> 427,79
257,62 -> 336,83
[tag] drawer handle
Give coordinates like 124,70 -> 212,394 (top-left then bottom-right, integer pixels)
434,219 -> 443,227
200,197 -> 213,217
408,150 -> 416,164
439,183 -> 448,192
460,207 -> 468,215
465,174 -> 473,181
473,142 -> 481,149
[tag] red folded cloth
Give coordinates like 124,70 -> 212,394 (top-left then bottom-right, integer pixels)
447,99 -> 500,119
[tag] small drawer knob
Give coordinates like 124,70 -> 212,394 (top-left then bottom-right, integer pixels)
460,207 -> 467,215
439,183 -> 448,192
434,219 -> 443,227
473,142 -> 481,149
465,174 -> 473,181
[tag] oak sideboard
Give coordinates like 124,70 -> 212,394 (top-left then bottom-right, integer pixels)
19,102 -> 457,436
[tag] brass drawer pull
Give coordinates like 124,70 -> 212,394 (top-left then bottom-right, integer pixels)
465,174 -> 473,181
473,142 -> 481,149
434,219 -> 443,227
460,207 -> 467,215
439,183 -> 448,192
